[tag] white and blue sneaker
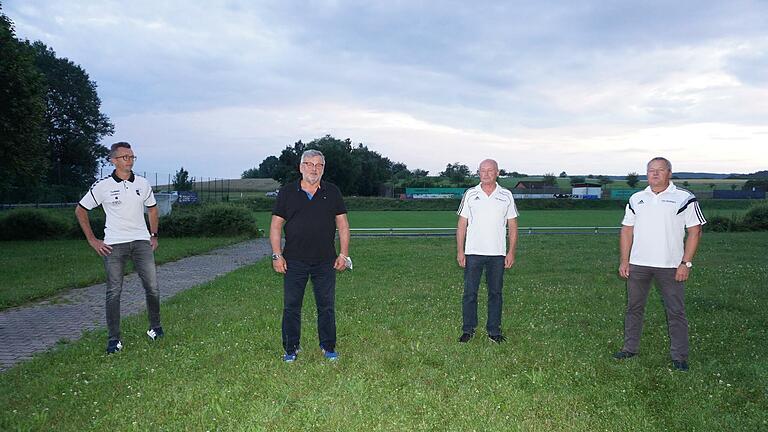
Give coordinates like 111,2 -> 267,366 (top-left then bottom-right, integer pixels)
283,345 -> 301,363
106,340 -> 122,354
321,345 -> 338,361
146,327 -> 164,341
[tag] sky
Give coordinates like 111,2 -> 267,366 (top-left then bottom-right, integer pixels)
5,0 -> 768,179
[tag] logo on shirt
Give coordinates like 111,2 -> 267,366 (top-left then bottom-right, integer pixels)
136,189 -> 141,196
661,199 -> 677,204
638,199 -> 645,204
474,196 -> 481,200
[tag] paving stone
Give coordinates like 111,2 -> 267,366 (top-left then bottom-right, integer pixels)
0,239 -> 270,372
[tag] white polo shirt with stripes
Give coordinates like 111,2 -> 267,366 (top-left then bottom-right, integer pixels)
621,182 -> 706,268
78,171 -> 157,245
457,183 -> 519,256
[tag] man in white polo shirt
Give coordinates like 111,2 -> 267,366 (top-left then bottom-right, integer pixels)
75,142 -> 164,354
614,156 -> 706,371
456,159 -> 519,343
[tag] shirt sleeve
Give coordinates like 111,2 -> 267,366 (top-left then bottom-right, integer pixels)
334,187 -> 348,215
272,186 -> 288,219
506,196 -> 519,220
78,184 -> 100,210
457,190 -> 471,218
683,200 -> 706,227
621,202 -> 635,226
144,183 -> 157,207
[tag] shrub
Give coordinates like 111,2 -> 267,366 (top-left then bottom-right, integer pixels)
741,204 -> 768,231
0,209 -> 70,240
159,212 -> 200,237
196,204 -> 258,236
704,215 -> 733,233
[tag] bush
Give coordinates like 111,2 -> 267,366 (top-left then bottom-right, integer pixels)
741,204 -> 768,231
0,209 -> 70,240
196,204 -> 258,236
159,212 -> 200,237
704,215 -> 733,233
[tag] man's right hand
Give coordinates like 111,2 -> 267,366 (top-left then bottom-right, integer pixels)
272,256 -> 287,274
618,261 -> 630,279
88,238 -> 112,257
457,251 -> 466,268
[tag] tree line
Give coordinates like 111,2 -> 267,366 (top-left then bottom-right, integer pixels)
1,6 -> 113,203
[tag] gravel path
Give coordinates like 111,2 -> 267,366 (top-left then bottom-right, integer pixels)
0,239 -> 271,372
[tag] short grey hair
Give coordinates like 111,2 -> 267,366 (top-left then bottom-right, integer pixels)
301,149 -> 325,163
647,156 -> 672,171
110,142 -> 131,158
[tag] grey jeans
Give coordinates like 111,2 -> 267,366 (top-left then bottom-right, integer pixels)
104,240 -> 161,341
622,264 -> 689,361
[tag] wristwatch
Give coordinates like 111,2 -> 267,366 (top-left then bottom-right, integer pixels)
681,261 -> 692,268
150,232 -> 158,238
271,253 -> 282,261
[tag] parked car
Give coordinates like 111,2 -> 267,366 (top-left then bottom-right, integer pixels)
265,190 -> 279,197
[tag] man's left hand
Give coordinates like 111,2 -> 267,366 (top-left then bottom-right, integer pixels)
504,253 -> 515,269
151,237 -> 159,251
675,264 -> 690,282
334,255 -> 347,272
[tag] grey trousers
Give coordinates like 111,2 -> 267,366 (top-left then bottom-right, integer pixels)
622,264 -> 689,361
104,240 -> 161,341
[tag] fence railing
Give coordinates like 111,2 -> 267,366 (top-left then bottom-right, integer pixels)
349,226 -> 621,236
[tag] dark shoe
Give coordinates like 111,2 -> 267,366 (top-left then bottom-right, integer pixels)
106,339 -> 122,354
488,334 -> 506,343
672,360 -> 689,371
146,327 -> 164,341
613,350 -> 637,359
458,333 -> 474,343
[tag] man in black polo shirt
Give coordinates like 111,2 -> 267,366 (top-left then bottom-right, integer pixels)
270,149 -> 351,362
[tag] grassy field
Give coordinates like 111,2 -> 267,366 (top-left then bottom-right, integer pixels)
250,209 -> 750,232
1,233 -> 765,430
0,237 -> 246,310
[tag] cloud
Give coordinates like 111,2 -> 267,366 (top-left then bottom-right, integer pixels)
6,0 -> 768,177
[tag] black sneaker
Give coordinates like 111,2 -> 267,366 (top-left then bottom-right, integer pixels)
672,360 -> 689,371
458,333 -> 474,343
613,350 -> 637,359
106,339 -> 122,354
488,334 -> 506,343
146,327 -> 164,341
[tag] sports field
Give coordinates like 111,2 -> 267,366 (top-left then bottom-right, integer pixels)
1,233 -> 765,431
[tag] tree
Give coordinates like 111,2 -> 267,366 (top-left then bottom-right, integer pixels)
559,171 -> 567,178
172,166 -> 194,191
351,144 -> 392,196
0,9 -> 47,202
272,140 -> 305,185
440,163 -> 471,183
28,41 -> 114,195
542,172 -> 557,186
498,169 -> 508,177
626,172 -> 640,188
412,169 -> 429,178
570,176 -> 585,185
241,167 -> 259,179
242,155 -> 279,179
597,175 -> 614,185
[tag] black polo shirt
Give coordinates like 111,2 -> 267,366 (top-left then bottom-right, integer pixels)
272,180 -> 347,261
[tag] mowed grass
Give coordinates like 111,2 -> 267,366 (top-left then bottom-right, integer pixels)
253,209 -> 750,231
0,237 -> 246,310
1,233 -> 765,431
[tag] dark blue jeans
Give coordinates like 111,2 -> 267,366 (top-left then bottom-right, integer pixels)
282,259 -> 336,353
104,240 -> 161,341
463,255 -> 505,336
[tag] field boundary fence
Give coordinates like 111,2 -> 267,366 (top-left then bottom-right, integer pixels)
348,226 -> 621,237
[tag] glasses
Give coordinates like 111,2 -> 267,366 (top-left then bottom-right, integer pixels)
114,155 -> 137,162
302,161 -> 324,169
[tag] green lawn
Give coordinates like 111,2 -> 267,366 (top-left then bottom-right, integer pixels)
0,237 -> 246,310
1,233 -> 765,430
253,209 -> 748,231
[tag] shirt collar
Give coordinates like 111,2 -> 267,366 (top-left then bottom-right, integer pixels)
111,170 -> 135,183
296,180 -> 323,191
644,181 -> 675,195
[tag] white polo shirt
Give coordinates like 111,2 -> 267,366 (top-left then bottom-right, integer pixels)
457,183 -> 519,256
79,171 -> 157,245
621,182 -> 706,268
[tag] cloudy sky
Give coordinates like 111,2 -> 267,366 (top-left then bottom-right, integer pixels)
6,0 -> 768,178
